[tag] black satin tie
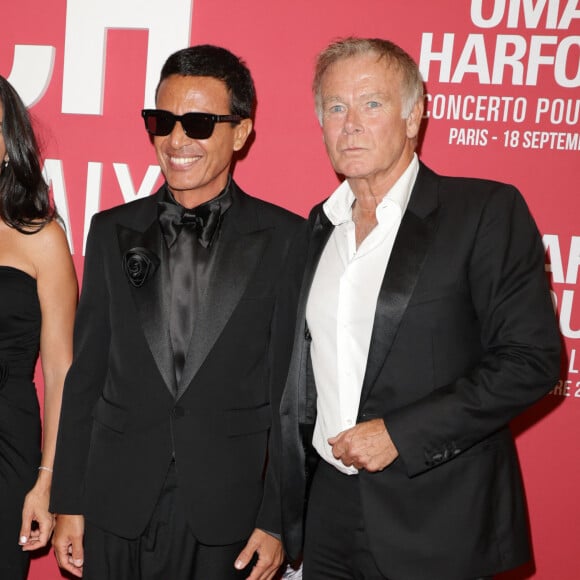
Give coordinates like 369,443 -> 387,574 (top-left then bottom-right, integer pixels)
158,186 -> 233,391
168,224 -> 196,388
158,200 -> 222,249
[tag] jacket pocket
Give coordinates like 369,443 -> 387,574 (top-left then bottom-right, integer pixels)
225,403 -> 271,437
91,397 -> 128,433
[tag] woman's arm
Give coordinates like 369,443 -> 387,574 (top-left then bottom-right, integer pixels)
20,220 -> 77,551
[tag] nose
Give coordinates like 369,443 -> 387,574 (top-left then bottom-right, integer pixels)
343,107 -> 363,135
169,119 -> 191,147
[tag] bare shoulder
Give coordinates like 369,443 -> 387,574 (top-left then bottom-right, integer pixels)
33,219 -> 69,246
26,221 -> 69,255
23,221 -> 75,279
0,220 -> 74,283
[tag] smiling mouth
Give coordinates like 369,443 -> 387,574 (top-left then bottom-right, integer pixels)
169,156 -> 200,165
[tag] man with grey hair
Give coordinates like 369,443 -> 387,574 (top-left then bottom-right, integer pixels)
274,37 -> 560,579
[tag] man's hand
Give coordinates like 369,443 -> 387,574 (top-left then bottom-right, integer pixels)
328,418 -> 398,472
52,514 -> 85,578
235,528 -> 284,580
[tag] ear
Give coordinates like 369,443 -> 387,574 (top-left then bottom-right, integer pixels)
233,118 -> 253,151
406,99 -> 424,140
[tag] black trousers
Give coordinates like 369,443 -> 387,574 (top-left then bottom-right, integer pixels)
83,462 -> 253,580
303,460 -> 492,580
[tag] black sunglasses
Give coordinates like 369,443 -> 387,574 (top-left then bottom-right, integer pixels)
141,109 -> 242,139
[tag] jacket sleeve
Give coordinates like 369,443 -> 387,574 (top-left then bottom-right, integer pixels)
50,214 -> 111,513
385,184 -> 561,477
256,219 -> 309,544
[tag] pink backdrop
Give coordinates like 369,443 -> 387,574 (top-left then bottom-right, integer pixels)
1,1 -> 579,578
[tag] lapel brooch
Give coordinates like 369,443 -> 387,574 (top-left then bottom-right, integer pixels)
122,247 -> 160,288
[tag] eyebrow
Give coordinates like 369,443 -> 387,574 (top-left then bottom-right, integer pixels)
322,91 -> 389,104
359,92 -> 388,100
321,96 -> 343,105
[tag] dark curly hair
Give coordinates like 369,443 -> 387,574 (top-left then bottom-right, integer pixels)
0,75 -> 55,233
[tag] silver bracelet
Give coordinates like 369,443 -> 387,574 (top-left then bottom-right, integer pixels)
38,466 -> 53,473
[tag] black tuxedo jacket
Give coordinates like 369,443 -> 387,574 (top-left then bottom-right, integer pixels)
274,163 -> 561,579
51,181 -> 302,544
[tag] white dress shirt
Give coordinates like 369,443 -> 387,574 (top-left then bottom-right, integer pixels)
306,155 -> 419,474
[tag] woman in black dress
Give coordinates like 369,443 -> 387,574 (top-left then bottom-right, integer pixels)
0,75 -> 77,578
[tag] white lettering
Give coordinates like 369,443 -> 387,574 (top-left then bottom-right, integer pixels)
560,289 -> 580,339
492,35 -> 527,83
471,0 -> 579,29
526,36 -> 558,84
559,0 -> 580,28
62,0 -> 193,114
535,98 -> 580,123
543,234 -> 564,282
419,33 -> 455,82
420,32 -> 580,87
569,348 -> 579,373
425,93 -> 527,122
83,163 -> 103,254
565,236 -> 580,284
555,36 -> 580,86
113,163 -> 162,204
471,0 -> 506,28
507,0 -> 557,29
42,159 -> 74,252
522,130 -> 580,148
6,45 -> 56,107
452,35 -> 491,83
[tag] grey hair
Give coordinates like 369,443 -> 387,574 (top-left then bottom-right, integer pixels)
313,37 -> 424,123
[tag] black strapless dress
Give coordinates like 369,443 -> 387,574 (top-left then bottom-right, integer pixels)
0,266 -> 42,579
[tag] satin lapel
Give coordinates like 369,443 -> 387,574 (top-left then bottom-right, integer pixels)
280,205 -> 333,554
116,212 -> 176,397
281,206 -> 333,424
359,168 -> 440,408
296,208 -> 334,422
176,190 -> 269,398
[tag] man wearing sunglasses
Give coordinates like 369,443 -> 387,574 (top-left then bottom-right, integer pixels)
50,45 -> 302,580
